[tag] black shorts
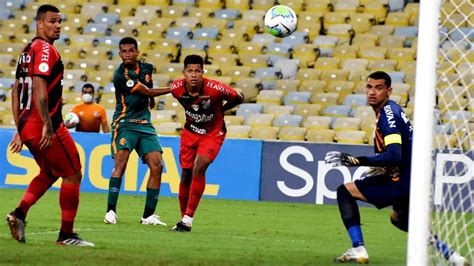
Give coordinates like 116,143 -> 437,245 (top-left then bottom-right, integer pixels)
355,175 -> 410,211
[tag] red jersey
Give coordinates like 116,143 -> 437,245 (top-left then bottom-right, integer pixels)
15,37 -> 64,141
170,78 -> 239,135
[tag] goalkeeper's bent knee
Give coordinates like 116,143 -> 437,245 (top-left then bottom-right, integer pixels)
390,214 -> 408,232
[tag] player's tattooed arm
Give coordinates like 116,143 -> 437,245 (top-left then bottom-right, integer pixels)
33,76 -> 53,149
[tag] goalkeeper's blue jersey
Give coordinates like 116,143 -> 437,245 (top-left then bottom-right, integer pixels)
374,100 -> 413,184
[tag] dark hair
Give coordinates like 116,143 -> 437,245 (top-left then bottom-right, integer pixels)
82,83 -> 95,93
368,71 -> 392,88
119,37 -> 138,49
36,4 -> 60,21
184,54 -> 204,69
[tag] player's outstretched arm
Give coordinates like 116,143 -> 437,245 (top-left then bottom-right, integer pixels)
132,82 -> 171,97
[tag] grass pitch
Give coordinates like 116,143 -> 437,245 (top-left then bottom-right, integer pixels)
0,188 -> 407,265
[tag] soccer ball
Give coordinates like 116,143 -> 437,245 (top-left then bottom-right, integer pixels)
64,112 -> 79,127
264,5 -> 297,38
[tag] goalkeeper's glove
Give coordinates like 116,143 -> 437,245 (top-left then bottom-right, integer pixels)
324,151 -> 361,167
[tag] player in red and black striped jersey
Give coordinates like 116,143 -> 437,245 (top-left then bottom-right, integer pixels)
169,55 -> 243,232
6,4 -> 93,246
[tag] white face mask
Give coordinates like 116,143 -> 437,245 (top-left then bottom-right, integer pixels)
82,93 -> 93,103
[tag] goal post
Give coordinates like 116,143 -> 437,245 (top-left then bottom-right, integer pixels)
408,0 -> 473,265
407,0 -> 441,265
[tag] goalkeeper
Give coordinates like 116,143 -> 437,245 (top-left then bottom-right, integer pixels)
326,71 -> 468,265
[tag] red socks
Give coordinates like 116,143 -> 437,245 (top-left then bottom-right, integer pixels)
185,176 -> 206,218
59,183 -> 80,234
18,173 -> 56,216
178,180 -> 190,217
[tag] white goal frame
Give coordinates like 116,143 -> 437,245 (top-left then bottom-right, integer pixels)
407,0 -> 442,265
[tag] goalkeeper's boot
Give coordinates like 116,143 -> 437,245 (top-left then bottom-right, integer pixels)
57,232 -> 94,247
334,246 -> 369,264
104,210 -> 117,224
141,214 -> 167,226
6,211 -> 26,243
170,221 -> 192,232
448,251 -> 470,266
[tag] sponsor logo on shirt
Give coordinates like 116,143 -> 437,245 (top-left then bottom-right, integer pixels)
119,138 -> 127,145
126,79 -> 135,87
202,99 -> 210,109
38,62 -> 49,73
191,104 -> 199,111
383,104 -> 396,128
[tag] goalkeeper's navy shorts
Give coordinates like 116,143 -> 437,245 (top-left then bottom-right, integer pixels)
355,175 -> 410,211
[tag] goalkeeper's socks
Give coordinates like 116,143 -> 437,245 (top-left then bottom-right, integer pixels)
348,225 -> 364,247
143,187 -> 160,218
107,177 -> 122,212
60,183 -> 80,234
185,175 -> 206,217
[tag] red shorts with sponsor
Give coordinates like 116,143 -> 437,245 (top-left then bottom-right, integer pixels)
23,124 -> 82,177
179,128 -> 225,169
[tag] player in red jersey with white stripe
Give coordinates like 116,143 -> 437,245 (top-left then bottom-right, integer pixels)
5,4 -> 93,246
169,55 -> 243,232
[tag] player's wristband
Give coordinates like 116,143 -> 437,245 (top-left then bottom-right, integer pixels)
356,156 -> 369,165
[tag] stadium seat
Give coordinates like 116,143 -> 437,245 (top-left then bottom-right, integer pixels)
386,71 -> 406,84
342,58 -> 369,73
303,116 -> 332,130
325,24 -> 354,45
314,57 -> 341,70
368,59 -> 397,72
332,117 -> 362,131
247,113 -> 274,127
352,33 -> 378,49
293,104 -> 322,120
165,27 -> 192,41
273,80 -> 300,95
250,126 -> 279,140
379,35 -> 406,48
278,127 -> 307,141
273,114 -> 303,127
298,80 -> 327,94
210,53 -> 239,67
311,92 -> 340,111
306,128 -> 335,143
226,125 -> 251,138
95,36 -> 122,48
265,43 -> 292,62
193,27 -> 220,41
385,12 -> 410,27
160,6 -> 189,18
135,5 -> 160,21
236,103 -> 264,123
388,48 -> 416,62
273,59 -> 300,79
335,130 -> 367,144
0,78 -> 14,89
150,110 -> 177,124
251,0 -> 275,10
281,31 -> 309,47
313,36 -> 339,57
323,12 -> 349,26
221,66 -> 252,81
233,20 -> 261,35
359,46 -> 387,60
199,17 -> 228,32
256,90 -> 283,105
239,54 -> 270,69
348,13 -> 376,34
232,78 -> 262,102
284,91 -> 312,105
254,67 -> 282,90
298,19 -> 323,42
292,44 -> 319,68
80,3 -> 107,17
198,0 -> 223,8
360,2 -> 388,23
320,69 -> 349,83
219,28 -> 250,44
343,94 -> 368,108
333,45 -> 359,60
174,17 -> 200,29
265,105 -> 295,116
224,115 -> 245,126
172,0 -> 196,6
90,71 -> 114,86
326,81 -> 355,104
323,105 -> 352,118
296,68 -> 321,81
155,122 -> 182,136
226,0 -> 251,10
369,25 -> 394,37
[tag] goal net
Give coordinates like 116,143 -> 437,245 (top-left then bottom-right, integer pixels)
430,0 -> 473,264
